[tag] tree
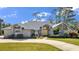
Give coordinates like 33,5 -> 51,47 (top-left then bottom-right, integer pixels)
55,7 -> 63,23
0,18 -> 11,35
55,7 -> 76,30
0,18 -> 3,35
2,23 -> 11,28
63,7 -> 76,30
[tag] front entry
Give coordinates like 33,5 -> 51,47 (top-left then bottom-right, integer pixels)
41,25 -> 49,36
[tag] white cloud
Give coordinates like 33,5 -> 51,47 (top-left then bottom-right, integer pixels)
74,8 -> 79,15
7,13 -> 17,17
32,18 -> 37,21
8,11 -> 17,18
21,20 -> 28,24
37,12 -> 51,17
72,6 -> 79,10
2,13 -> 17,18
25,20 -> 28,22
21,21 -> 25,24
2,11 -> 17,18
41,19 -> 46,22
3,15 -> 7,18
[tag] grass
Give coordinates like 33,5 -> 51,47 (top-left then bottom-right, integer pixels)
0,43 -> 61,51
48,38 -> 79,45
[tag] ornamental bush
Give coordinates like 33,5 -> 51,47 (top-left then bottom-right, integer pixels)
53,28 -> 59,35
16,34 -> 24,39
69,32 -> 78,38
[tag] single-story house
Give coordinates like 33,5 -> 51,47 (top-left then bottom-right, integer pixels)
3,21 -> 53,38
3,21 -> 70,38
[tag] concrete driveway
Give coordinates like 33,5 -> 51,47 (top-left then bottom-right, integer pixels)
0,37 -> 79,51
0,35 -> 4,39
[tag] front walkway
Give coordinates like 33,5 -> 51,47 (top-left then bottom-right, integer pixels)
0,38 -> 79,51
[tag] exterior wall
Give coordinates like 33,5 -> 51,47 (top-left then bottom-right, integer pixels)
41,29 -> 48,36
22,29 -> 32,37
40,25 -> 50,36
4,29 -> 13,38
4,24 -> 55,38
48,29 -> 53,36
4,29 -> 32,38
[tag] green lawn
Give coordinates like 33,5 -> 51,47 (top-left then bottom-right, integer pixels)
48,38 -> 79,45
0,43 -> 61,51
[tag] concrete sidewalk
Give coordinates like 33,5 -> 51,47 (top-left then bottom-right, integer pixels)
0,38 -> 79,51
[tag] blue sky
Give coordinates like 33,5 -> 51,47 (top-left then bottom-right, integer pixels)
0,7 -> 79,24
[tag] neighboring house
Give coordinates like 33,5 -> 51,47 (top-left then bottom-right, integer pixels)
51,22 -> 69,36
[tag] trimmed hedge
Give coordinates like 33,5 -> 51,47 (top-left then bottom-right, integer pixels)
16,34 -> 24,39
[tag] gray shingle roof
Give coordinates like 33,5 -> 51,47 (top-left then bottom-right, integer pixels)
3,21 -> 64,30
52,22 -> 62,28
19,21 -> 51,30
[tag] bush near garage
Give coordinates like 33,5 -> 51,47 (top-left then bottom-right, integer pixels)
16,34 -> 24,39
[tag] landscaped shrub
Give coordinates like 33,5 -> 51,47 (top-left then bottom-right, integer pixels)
53,28 -> 59,35
8,34 -> 15,38
0,31 -> 2,35
63,32 -> 69,37
78,30 -> 79,33
0,30 -> 4,35
69,32 -> 78,38
31,33 -> 35,37
1,30 -> 4,35
16,34 -> 24,39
